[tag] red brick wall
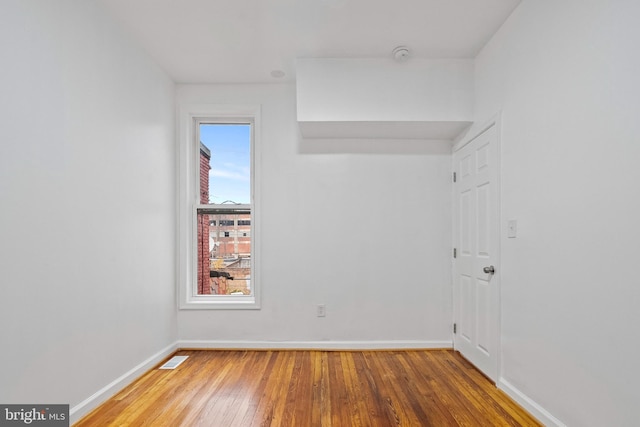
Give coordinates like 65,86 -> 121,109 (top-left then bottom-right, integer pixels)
199,153 -> 210,204
209,215 -> 251,258
197,147 -> 211,294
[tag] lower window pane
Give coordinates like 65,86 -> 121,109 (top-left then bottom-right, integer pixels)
197,212 -> 251,295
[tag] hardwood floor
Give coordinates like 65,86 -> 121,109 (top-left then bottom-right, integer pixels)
75,350 -> 541,426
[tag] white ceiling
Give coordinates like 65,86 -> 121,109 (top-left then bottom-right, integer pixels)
100,0 -> 521,84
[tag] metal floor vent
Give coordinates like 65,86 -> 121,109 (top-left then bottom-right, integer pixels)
159,355 -> 188,370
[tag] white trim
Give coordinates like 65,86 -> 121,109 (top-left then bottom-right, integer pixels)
69,342 -> 178,424
177,103 -> 262,310
452,111 -> 502,153
498,378 -> 567,427
176,340 -> 452,350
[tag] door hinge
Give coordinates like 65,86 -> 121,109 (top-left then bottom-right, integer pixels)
453,323 -> 457,334
453,172 -> 457,182
453,248 -> 457,258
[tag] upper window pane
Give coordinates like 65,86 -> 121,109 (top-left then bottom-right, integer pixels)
199,124 -> 251,205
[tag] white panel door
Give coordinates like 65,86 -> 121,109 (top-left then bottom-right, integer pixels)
453,124 -> 499,381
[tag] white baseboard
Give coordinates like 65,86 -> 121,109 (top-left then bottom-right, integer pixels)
69,342 -> 178,424
498,378 -> 566,427
176,340 -> 452,350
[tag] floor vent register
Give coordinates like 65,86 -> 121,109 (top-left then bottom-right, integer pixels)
159,355 -> 188,370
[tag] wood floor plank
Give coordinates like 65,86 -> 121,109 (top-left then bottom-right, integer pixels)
436,354 -> 520,427
395,351 -> 463,426
231,351 -> 274,426
431,352 -> 499,425
238,350 -> 277,426
309,351 -> 324,427
319,351 -> 332,427
351,352 -> 388,427
74,349 -> 542,427
424,351 -> 496,426
365,351 -> 427,426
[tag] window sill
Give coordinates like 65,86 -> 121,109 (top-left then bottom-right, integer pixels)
180,295 -> 260,310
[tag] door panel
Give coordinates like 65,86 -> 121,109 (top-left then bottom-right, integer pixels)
477,278 -> 491,354
460,274 -> 472,343
453,124 -> 499,381
477,182 -> 490,256
460,190 -> 472,255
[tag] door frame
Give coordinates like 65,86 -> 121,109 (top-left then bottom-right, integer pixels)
452,112 -> 502,381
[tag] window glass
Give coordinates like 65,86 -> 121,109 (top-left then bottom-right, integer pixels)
196,124 -> 252,296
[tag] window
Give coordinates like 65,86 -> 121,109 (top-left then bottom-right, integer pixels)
178,104 -> 260,309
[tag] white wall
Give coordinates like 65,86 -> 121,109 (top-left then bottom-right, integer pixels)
296,58 -> 473,139
177,84 -> 453,347
0,0 -> 176,420
297,58 -> 474,122
473,1 -> 640,425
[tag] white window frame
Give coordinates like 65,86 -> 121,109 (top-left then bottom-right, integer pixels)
178,104 -> 261,309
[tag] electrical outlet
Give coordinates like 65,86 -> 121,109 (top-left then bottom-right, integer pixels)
507,219 -> 517,238
316,304 -> 326,317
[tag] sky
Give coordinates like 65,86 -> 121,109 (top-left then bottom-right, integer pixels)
200,124 -> 251,204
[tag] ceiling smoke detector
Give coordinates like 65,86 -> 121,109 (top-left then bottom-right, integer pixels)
392,46 -> 410,62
